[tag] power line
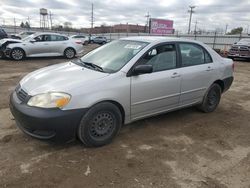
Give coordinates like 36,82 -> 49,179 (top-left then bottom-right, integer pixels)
188,5 -> 195,34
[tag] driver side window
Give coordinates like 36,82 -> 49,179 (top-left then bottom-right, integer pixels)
137,44 -> 177,72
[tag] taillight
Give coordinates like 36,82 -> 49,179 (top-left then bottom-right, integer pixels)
75,40 -> 82,44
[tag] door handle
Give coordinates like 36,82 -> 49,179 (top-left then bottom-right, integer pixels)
43,43 -> 49,45
206,66 -> 213,71
171,72 -> 180,78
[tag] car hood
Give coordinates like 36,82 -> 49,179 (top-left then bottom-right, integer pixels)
0,38 -> 22,44
235,41 -> 250,46
20,62 -> 109,95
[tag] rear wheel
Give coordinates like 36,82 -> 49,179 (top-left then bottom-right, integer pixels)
11,48 -> 25,61
64,47 -> 75,59
78,102 -> 122,147
198,83 -> 221,113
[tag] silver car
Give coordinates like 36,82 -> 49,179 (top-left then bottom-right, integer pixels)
5,33 -> 84,60
10,37 -> 234,147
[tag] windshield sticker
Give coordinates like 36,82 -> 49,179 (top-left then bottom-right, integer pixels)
124,44 -> 142,49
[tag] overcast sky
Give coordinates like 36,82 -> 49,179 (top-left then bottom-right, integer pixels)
1,0 -> 250,32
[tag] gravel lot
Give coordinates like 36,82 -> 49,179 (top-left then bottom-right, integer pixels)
0,45 -> 250,188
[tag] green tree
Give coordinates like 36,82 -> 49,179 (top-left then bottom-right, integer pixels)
20,22 -> 25,28
227,27 -> 243,35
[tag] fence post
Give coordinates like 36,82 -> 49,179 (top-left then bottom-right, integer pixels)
213,31 -> 217,49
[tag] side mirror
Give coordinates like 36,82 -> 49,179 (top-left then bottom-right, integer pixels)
30,39 -> 36,43
132,64 -> 153,75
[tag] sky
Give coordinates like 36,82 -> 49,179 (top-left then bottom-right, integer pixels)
0,0 -> 250,33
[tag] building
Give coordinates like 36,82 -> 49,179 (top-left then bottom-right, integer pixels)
85,23 -> 148,34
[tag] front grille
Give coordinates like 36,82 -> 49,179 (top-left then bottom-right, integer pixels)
15,85 -> 28,102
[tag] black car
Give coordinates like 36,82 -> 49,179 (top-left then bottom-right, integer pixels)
0,28 -> 8,39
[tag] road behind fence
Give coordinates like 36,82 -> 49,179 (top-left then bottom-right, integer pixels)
2,25 -> 250,50
97,32 -> 250,50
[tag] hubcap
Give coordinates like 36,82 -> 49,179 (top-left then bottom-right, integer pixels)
89,112 -> 115,140
12,49 -> 23,60
66,49 -> 74,58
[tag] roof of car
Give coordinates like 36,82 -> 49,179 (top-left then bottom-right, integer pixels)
120,36 -> 200,44
34,32 -> 67,36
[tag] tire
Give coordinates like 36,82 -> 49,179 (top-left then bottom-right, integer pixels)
198,83 -> 222,113
0,51 -> 4,59
11,48 -> 25,61
64,47 -> 76,59
78,102 -> 122,147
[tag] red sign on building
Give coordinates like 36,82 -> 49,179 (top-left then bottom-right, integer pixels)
150,18 -> 174,35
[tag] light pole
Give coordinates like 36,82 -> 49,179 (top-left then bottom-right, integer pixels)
188,6 -> 195,34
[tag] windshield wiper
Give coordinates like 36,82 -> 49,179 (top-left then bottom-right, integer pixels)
77,59 -> 104,72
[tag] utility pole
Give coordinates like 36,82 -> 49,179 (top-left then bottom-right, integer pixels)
145,12 -> 150,34
49,11 -> 53,29
194,20 -> 198,34
188,5 -> 195,34
225,24 -> 228,35
90,3 -> 94,33
14,17 -> 16,33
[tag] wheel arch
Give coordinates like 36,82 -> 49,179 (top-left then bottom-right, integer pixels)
213,80 -> 224,92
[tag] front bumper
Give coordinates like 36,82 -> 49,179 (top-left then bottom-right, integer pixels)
4,48 -> 11,57
228,46 -> 250,58
9,92 -> 88,143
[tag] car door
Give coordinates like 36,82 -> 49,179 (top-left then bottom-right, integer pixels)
178,42 -> 216,106
45,35 -> 67,55
130,43 -> 181,120
26,34 -> 49,56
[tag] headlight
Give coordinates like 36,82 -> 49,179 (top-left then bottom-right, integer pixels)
27,92 -> 71,108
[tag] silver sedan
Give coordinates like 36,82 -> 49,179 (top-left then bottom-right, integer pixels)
4,33 -> 84,60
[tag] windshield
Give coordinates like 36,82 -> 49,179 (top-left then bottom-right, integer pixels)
22,34 -> 36,41
80,40 -> 148,73
239,39 -> 250,43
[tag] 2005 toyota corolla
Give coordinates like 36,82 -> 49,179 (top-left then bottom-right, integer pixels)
10,37 -> 234,147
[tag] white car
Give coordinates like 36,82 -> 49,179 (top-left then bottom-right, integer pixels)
5,33 -> 84,60
70,35 -> 89,45
10,37 -> 234,147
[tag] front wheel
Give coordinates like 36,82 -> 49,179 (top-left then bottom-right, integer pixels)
11,48 -> 25,61
64,48 -> 76,59
78,102 -> 122,147
197,83 -> 221,113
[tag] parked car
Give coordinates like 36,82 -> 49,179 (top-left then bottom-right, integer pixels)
92,36 -> 107,44
0,28 -> 8,39
228,39 -> 250,60
70,35 -> 89,45
4,33 -> 84,60
88,35 -> 97,43
0,38 -> 21,58
10,37 -> 234,147
11,31 -> 36,40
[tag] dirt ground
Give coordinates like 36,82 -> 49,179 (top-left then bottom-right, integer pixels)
0,45 -> 250,188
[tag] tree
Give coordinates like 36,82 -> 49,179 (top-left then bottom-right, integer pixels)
20,22 -> 25,28
227,27 -> 243,35
63,22 -> 72,28
25,21 -> 30,28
